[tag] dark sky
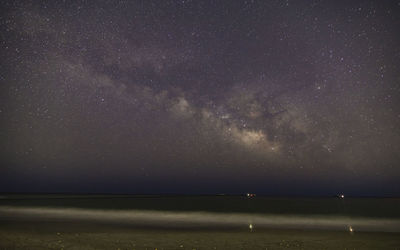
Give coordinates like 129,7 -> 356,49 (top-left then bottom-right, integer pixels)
1,0 -> 399,196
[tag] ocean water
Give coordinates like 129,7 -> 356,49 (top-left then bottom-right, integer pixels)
1,195 -> 399,232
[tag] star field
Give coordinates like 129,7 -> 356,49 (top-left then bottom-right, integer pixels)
0,0 -> 399,195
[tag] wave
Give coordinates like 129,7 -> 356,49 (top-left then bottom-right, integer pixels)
1,206 -> 399,232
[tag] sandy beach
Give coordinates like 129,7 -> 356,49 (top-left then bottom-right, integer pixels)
1,220 -> 400,250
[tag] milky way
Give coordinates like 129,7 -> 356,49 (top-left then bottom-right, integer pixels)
1,1 -> 399,195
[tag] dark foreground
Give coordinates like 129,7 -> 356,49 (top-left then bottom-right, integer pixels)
1,220 -> 400,250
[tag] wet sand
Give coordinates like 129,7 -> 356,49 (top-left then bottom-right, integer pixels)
1,220 -> 400,250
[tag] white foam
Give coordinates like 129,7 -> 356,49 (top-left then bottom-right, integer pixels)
1,206 -> 399,232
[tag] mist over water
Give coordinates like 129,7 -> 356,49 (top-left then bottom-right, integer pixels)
1,206 -> 399,233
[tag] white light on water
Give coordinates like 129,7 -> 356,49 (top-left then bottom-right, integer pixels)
249,223 -> 253,230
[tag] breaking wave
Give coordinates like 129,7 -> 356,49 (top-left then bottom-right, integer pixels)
1,206 -> 399,232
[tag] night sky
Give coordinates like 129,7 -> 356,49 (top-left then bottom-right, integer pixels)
1,0 -> 399,196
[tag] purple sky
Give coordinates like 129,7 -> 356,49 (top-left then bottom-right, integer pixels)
1,0 -> 399,195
